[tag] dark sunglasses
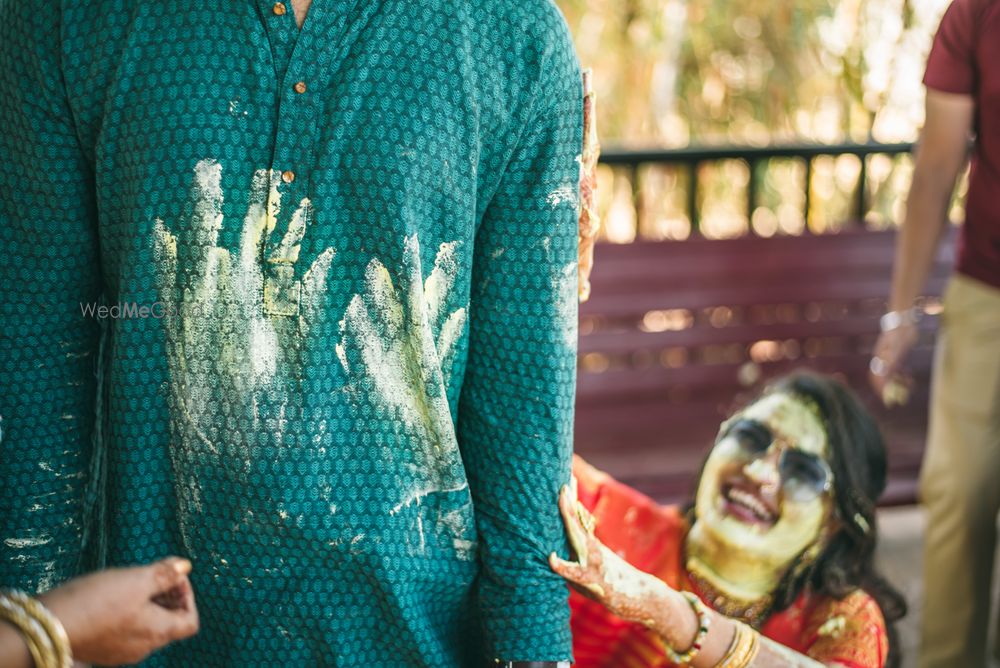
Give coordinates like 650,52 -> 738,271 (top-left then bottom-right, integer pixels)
721,418 -> 833,502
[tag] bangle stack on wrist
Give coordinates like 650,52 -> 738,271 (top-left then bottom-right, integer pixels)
717,620 -> 760,668
0,589 -> 72,668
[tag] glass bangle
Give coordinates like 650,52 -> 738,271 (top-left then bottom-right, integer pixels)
660,590 -> 712,665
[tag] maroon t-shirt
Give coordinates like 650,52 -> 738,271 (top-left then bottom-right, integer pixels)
924,0 -> 1000,288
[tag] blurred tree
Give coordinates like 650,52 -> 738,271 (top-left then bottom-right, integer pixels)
557,0 -> 951,146
557,0 -> 960,240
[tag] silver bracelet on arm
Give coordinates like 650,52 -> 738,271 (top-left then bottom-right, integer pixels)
879,308 -> 920,332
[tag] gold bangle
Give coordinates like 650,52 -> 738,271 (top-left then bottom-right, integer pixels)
716,620 -> 760,668
0,592 -> 53,668
0,590 -> 73,668
12,591 -> 73,668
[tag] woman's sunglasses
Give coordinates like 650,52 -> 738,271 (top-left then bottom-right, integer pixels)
721,418 -> 833,502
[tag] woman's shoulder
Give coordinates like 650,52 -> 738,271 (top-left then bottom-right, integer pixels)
792,588 -> 889,668
574,456 -> 686,527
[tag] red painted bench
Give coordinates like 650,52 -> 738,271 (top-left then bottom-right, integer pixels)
574,228 -> 956,506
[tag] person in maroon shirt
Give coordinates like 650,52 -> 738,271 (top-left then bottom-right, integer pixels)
870,1 -> 1000,666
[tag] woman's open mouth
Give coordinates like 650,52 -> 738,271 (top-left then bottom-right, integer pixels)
721,482 -> 778,527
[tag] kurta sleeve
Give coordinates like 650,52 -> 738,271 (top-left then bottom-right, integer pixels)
455,18 -> 583,662
0,3 -> 103,592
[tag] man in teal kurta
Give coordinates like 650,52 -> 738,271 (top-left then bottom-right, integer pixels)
0,1 -> 582,665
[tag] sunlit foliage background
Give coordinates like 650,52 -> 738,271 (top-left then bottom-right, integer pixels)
556,0 -> 964,241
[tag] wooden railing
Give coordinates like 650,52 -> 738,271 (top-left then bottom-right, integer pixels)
598,141 -> 914,237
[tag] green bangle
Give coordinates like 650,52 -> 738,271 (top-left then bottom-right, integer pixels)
660,591 -> 712,665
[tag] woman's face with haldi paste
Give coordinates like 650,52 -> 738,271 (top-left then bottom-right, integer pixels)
694,392 -> 834,566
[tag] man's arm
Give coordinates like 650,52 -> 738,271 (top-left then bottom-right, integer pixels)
871,89 -> 973,393
889,90 -> 974,312
0,3 -> 103,588
456,14 -> 583,663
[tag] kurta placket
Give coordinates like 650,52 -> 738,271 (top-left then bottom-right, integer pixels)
258,0 -> 330,316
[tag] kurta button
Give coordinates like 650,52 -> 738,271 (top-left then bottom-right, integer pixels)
281,170 -> 295,183
293,81 -> 307,94
272,2 -> 287,15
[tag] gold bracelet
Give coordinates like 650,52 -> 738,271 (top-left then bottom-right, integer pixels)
716,620 -> 760,668
0,591 -> 53,667
10,590 -> 73,668
0,589 -> 73,668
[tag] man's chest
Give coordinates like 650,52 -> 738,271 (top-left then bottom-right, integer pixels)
70,3 -> 484,211
60,2 -> 500,295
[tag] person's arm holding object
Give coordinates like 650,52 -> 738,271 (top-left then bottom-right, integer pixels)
871,90 -> 973,401
870,0 -> 976,402
0,557 -> 199,668
551,486 -> 852,667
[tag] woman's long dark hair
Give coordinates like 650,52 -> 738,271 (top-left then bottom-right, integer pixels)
691,372 -> 907,667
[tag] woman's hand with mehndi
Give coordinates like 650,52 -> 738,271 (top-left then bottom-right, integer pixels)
549,480 -> 698,650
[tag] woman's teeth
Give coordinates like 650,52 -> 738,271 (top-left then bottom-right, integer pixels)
726,488 -> 776,522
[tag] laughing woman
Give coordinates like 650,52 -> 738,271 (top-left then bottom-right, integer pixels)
551,373 -> 906,668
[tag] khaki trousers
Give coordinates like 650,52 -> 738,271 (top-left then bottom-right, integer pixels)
919,272 -> 1000,668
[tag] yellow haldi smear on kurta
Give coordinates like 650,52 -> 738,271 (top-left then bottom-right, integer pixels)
152,160 -> 339,541
337,235 -> 474,556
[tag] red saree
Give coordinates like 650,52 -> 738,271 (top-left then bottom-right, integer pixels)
569,457 -> 889,668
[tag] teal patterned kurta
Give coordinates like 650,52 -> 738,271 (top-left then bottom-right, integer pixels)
0,1 -> 582,665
